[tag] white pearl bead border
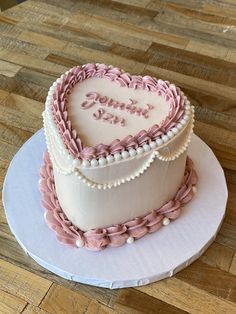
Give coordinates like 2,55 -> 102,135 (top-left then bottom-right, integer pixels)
43,68 -> 194,183
67,117 -> 194,190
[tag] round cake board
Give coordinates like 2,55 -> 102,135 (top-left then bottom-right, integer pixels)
2,129 -> 227,289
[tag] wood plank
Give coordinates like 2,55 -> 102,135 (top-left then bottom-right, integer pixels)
203,3 -> 236,19
147,0 -> 204,11
216,222 -> 236,250
200,242 -> 234,272
145,42 -> 236,88
0,49 -> 68,77
0,93 -> 44,133
0,259 -> 52,305
194,120 -> 236,170
166,2 -> 236,26
144,65 -> 236,101
109,42 -> 236,91
229,253 -> 236,275
114,288 -> 188,313
18,19 -> 112,53
176,260 -> 236,303
39,284 -> 92,313
49,44 -> 146,74
0,289 -> 27,314
64,17 -> 152,52
152,6 -> 236,48
0,60 -> 22,78
18,31 -> 67,51
0,160 -> 8,224
0,122 -> 32,154
0,35 -> 49,60
224,181 -> 236,226
22,304 -> 50,314
84,300 -> 117,314
136,277 -> 236,314
0,23 -> 22,39
112,0 -> 150,8
185,40 -> 229,62
226,50 -> 236,63
0,73 -> 49,104
70,12 -> 189,49
185,88 -> 236,116
72,0 -> 158,26
0,15 -> 18,26
0,90 -> 10,104
0,140 -> 19,163
40,283 -> 118,313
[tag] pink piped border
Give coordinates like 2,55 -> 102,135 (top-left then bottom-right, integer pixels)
39,152 -> 198,251
50,63 -> 186,160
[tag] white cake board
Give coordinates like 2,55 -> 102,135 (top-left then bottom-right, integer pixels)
2,129 -> 227,289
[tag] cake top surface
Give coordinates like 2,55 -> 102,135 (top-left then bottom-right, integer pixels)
68,77 -> 170,146
49,63 -> 188,161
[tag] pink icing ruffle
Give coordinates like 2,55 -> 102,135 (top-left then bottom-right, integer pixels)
51,63 -> 186,160
39,152 -> 198,251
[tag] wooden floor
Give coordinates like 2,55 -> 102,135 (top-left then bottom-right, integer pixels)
0,0 -> 236,313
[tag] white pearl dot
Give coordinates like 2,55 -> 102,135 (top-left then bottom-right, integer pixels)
121,151 -> 130,159
76,238 -> 84,248
129,148 -> 137,157
183,114 -> 189,121
185,104 -> 191,110
150,141 -> 157,149
177,123 -> 183,130
167,130 -> 174,138
137,147 -> 144,154
172,127 -> 179,135
143,144 -> 151,152
82,160 -> 90,167
99,157 -> 107,166
163,217 -> 170,226
126,236 -> 134,244
72,159 -> 81,168
107,155 -> 114,163
91,159 -> 98,167
192,186 -> 197,194
114,153 -> 122,161
156,138 -> 163,146
162,135 -> 169,142
186,100 -> 190,106
180,119 -> 187,125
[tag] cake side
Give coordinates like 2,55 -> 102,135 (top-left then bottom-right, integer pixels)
39,154 -> 197,250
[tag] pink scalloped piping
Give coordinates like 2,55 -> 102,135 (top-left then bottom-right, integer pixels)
39,152 -> 198,251
51,63 -> 186,160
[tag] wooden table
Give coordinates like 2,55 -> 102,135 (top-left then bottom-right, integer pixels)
0,0 -> 236,313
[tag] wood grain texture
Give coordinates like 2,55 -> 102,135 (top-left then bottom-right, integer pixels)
0,289 -> 27,314
0,0 -> 235,313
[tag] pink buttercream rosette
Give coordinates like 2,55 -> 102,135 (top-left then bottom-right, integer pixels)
39,152 -> 198,251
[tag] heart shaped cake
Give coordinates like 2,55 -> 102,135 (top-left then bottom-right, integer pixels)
40,63 -> 197,250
